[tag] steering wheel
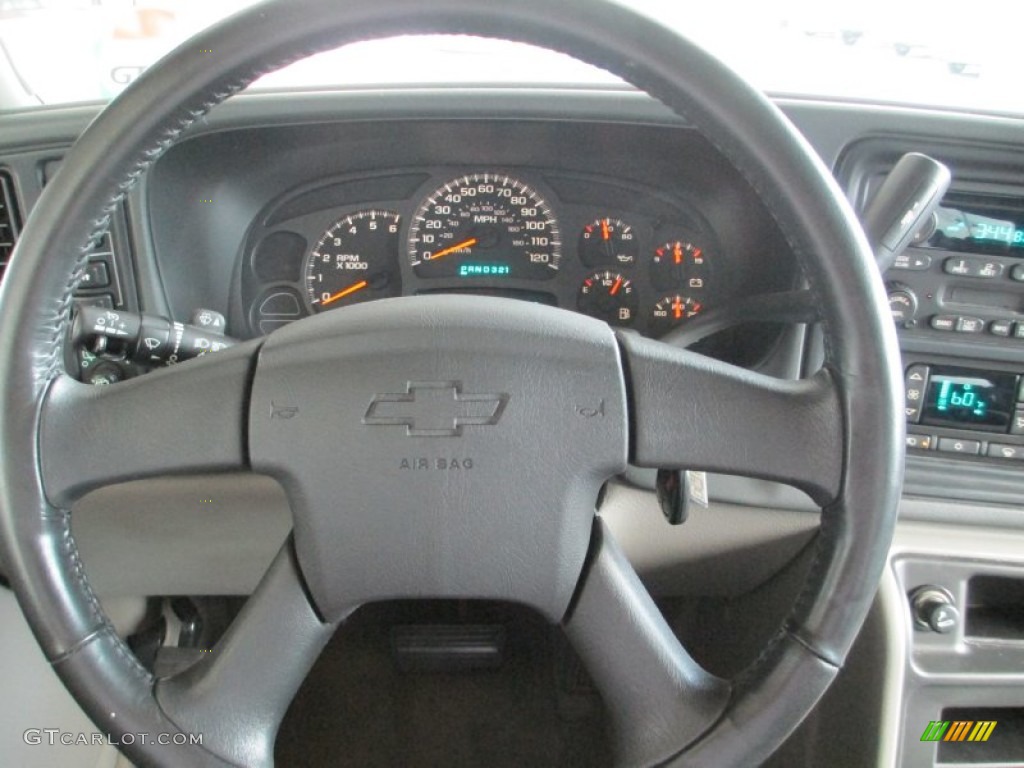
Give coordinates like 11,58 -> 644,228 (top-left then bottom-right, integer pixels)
0,1 -> 903,765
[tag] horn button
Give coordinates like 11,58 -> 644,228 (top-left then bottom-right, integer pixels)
249,296 -> 628,622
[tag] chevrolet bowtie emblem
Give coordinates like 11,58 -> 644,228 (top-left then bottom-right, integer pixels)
363,381 -> 509,437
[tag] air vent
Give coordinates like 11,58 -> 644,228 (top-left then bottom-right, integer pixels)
0,170 -> 19,280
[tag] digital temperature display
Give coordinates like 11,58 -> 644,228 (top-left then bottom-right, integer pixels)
921,367 -> 1018,432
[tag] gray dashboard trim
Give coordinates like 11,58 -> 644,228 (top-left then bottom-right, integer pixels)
3,87 -> 1022,155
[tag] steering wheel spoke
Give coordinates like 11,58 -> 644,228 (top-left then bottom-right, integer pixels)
618,331 -> 844,507
564,520 -> 730,767
155,538 -> 339,768
38,341 -> 259,508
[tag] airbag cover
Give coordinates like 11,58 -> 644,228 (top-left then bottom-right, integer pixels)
249,295 -> 628,621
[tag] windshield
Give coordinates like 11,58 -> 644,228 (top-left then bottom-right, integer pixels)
0,0 -> 1018,115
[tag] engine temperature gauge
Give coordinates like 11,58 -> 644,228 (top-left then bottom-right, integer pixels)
578,271 -> 637,326
651,295 -> 703,336
651,240 -> 708,292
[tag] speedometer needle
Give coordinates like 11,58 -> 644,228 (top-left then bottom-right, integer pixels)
427,237 -> 477,262
321,279 -> 369,306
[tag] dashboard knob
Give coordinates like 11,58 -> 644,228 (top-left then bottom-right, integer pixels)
886,282 -> 918,328
910,586 -> 959,634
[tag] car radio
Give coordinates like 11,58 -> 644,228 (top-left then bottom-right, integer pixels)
885,194 -> 1024,344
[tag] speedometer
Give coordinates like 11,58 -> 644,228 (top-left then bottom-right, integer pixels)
408,173 -> 561,280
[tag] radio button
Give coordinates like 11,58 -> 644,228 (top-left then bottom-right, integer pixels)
955,316 -> 985,334
975,261 -> 1003,279
987,443 -> 1024,460
1012,323 -> 1024,340
943,258 -> 971,276
1010,264 -> 1024,282
893,253 -> 932,271
989,319 -> 1014,337
943,257 -> 1004,279
937,438 -> 981,455
930,315 -> 957,331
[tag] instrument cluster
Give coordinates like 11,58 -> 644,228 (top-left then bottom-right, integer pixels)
242,169 -> 729,339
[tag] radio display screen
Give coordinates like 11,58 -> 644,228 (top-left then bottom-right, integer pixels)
921,366 -> 1018,432
927,196 -> 1024,255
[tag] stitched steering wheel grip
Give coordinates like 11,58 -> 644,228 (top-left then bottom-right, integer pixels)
0,1 -> 903,766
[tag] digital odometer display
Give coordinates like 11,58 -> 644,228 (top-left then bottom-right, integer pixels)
921,367 -> 1018,432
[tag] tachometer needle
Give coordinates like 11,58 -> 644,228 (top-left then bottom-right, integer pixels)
427,237 -> 477,262
321,279 -> 369,306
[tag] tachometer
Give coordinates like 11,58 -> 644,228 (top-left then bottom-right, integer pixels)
408,174 -> 561,279
304,210 -> 400,313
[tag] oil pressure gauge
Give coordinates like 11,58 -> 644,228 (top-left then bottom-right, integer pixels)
578,217 -> 637,267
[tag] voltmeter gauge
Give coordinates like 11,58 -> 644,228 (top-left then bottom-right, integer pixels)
578,271 -> 637,326
651,240 -> 709,293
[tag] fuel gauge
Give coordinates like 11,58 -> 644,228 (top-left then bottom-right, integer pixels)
578,271 -> 638,326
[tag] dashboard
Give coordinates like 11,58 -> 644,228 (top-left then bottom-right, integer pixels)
242,167 -> 722,340
134,113 -> 798,368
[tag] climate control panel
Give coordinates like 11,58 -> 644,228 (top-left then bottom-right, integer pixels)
904,360 -> 1024,461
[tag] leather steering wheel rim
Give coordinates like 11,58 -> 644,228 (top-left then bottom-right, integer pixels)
0,1 -> 904,766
